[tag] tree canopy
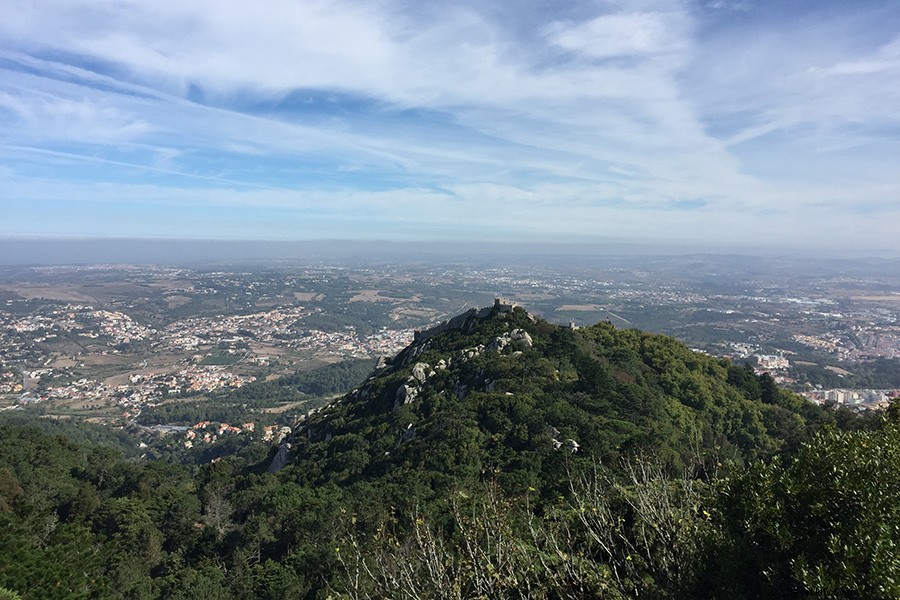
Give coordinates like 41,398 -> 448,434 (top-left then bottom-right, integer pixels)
0,306 -> 893,599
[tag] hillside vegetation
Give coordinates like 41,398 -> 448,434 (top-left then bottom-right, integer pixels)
0,304 -> 895,599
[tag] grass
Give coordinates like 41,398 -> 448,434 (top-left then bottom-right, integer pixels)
200,352 -> 242,366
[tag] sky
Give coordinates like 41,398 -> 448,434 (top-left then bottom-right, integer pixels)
1,0 -> 899,253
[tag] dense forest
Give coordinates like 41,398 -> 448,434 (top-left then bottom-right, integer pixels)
1,305 -> 896,598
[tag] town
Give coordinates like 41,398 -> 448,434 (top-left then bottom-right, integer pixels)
2,254 -> 899,429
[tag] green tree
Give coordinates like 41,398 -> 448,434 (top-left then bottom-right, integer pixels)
708,417 -> 900,598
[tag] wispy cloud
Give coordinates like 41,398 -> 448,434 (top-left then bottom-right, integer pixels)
546,10 -> 690,60
0,89 -> 150,142
0,0 -> 898,250
811,37 -> 900,77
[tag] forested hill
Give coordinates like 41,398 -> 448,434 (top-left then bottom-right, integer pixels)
1,303 -> 898,599
278,302 -> 833,495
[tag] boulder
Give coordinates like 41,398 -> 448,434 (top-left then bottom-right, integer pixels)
488,333 -> 510,352
394,383 -> 419,408
510,329 -> 533,347
411,362 -> 430,384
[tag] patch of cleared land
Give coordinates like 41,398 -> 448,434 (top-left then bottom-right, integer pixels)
510,292 -> 556,300
0,285 -> 99,303
262,400 -> 314,414
81,354 -> 130,367
557,304 -> 605,311
165,295 -> 192,308
825,365 -> 852,376
851,295 -> 900,303
293,292 -> 324,301
391,307 -> 440,319
49,356 -> 78,368
147,279 -> 195,291
349,290 -> 397,302
200,352 -> 243,366
250,344 -> 295,357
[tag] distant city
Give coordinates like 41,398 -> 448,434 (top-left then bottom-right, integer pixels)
2,253 -> 899,430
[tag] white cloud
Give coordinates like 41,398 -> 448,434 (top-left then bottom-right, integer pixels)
810,38 -> 900,77
0,89 -> 150,142
0,0 -> 898,250
546,11 -> 690,60
704,1 -> 750,12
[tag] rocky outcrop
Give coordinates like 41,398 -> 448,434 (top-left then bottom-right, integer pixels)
288,300 -> 539,456
487,328 -> 533,352
267,443 -> 291,473
394,383 -> 419,408
394,298 -> 520,366
411,362 -> 432,384
458,344 -> 485,361
394,361 -> 439,409
510,328 -> 533,347
545,426 -> 579,453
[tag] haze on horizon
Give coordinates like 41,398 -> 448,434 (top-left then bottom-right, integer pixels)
1,1 -> 899,253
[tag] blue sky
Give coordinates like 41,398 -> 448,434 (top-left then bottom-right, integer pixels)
1,0 -> 899,251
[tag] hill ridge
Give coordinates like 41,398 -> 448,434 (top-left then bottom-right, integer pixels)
270,300 -> 831,492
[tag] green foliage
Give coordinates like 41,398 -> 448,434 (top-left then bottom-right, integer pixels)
333,463 -> 714,599
0,308 -> 882,599
707,416 -> 900,599
138,358 -> 375,427
287,310 -> 834,506
199,352 -> 243,366
278,358 -> 377,396
0,413 -> 140,456
792,357 -> 900,389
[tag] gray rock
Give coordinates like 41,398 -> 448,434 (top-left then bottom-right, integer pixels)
267,443 -> 292,473
411,362 -> 430,384
488,334 -> 510,352
399,300 -> 528,364
394,383 -> 419,408
510,329 -> 533,347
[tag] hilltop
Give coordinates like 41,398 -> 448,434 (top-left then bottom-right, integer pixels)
274,300 -> 829,496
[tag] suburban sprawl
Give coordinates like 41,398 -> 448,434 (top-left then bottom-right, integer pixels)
2,255 -> 899,435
